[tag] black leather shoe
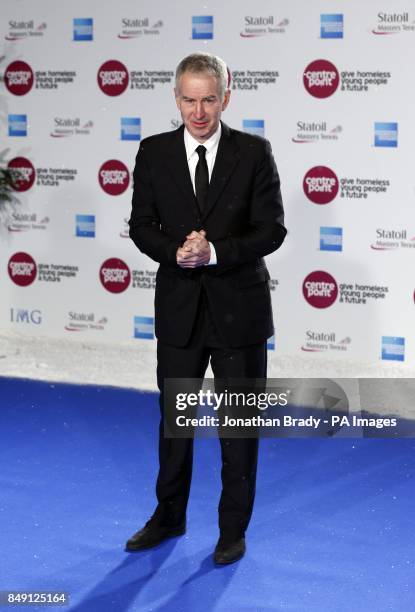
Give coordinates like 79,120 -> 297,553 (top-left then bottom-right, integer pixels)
125,520 -> 186,551
213,537 -> 246,565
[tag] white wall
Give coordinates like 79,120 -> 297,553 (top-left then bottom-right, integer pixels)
1,0 -> 413,368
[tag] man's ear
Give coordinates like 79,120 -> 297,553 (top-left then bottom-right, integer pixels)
222,89 -> 231,111
174,88 -> 180,110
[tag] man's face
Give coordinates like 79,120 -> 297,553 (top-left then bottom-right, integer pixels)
175,71 -> 230,142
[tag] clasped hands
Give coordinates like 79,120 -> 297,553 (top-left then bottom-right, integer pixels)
176,229 -> 211,268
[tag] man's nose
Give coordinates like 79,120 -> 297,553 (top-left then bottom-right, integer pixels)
194,102 -> 205,118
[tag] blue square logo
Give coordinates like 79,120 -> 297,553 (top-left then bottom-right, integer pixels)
76,214 -> 95,237
381,336 -> 405,361
320,227 -> 343,251
134,316 -> 154,339
267,335 -> 275,351
8,114 -> 27,137
321,14 -> 344,39
374,122 -> 398,148
121,117 -> 141,141
192,16 -> 213,39
73,18 -> 93,41
242,119 -> 265,137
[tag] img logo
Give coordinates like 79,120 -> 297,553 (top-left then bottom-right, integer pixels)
374,122 -> 398,147
4,60 -> 34,96
76,214 -> 95,237
192,16 -> 213,39
73,18 -> 93,41
242,119 -> 265,137
10,308 -> 42,324
320,227 -> 343,251
97,60 -> 129,96
303,166 -> 339,204
134,316 -> 155,339
98,160 -> 130,195
303,59 -> 339,98
303,271 -> 338,308
8,114 -> 27,137
100,258 -> 131,293
121,117 -> 141,141
381,336 -> 405,361
320,14 -> 343,39
8,252 -> 37,287
267,335 -> 275,351
7,157 -> 36,192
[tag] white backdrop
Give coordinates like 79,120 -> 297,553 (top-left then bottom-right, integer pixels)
1,0 -> 413,368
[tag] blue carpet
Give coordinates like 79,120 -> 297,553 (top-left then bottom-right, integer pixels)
1,377 -> 414,611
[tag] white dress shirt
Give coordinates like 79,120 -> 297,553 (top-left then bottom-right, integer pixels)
183,125 -> 221,265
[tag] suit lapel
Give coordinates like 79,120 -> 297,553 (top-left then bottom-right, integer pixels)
164,123 -> 240,220
203,122 -> 239,221
165,125 -> 200,216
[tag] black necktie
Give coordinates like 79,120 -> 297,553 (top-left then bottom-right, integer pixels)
195,145 -> 209,212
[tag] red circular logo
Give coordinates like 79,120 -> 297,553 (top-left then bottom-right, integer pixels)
99,258 -> 131,293
8,252 -> 37,286
4,60 -> 34,95
303,166 -> 339,205
303,60 -> 339,98
303,271 -> 338,308
97,60 -> 129,96
98,160 -> 130,195
8,157 -> 36,192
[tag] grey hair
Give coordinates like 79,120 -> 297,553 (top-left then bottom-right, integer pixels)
175,53 -> 228,99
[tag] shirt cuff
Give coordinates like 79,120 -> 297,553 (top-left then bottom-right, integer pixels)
207,242 -> 217,265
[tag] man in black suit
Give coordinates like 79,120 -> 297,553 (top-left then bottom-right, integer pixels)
126,53 -> 286,564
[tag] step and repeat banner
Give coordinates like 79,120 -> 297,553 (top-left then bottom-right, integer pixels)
0,0 -> 413,367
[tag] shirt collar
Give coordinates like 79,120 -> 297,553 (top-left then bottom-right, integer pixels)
184,123 -> 222,161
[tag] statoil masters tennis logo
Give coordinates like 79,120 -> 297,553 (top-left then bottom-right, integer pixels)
303,59 -> 339,98
4,60 -> 34,95
100,258 -> 131,293
7,157 -> 36,191
8,252 -> 37,286
98,160 -> 130,195
303,271 -> 338,308
303,166 -> 339,204
372,12 -> 415,35
97,60 -> 129,96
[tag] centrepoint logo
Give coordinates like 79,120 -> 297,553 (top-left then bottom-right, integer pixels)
99,160 -> 130,195
97,60 -> 129,96
8,252 -> 37,286
303,166 -> 339,204
4,60 -> 34,95
303,271 -> 338,308
8,157 -> 36,192
303,59 -> 339,98
99,258 -> 131,293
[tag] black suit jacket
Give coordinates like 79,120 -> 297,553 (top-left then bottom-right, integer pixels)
129,122 -> 286,347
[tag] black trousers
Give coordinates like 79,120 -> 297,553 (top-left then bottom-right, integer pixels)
155,290 -> 267,540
